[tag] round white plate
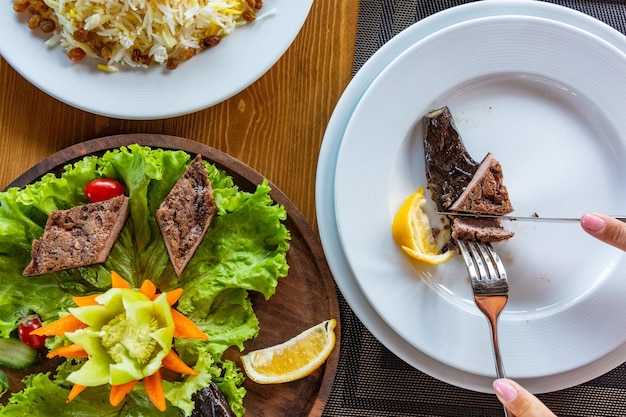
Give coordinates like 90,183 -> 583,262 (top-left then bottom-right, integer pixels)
318,0 -> 626,393
0,0 -> 312,119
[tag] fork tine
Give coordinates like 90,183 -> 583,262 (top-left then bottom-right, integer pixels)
467,241 -> 489,282
458,240 -> 493,284
457,240 -> 479,282
476,242 -> 498,281
484,242 -> 507,282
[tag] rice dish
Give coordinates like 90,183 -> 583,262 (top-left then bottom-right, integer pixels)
13,0 -> 263,71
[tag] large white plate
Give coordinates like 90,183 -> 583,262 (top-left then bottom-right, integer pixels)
318,0 -> 626,393
337,12 -> 626,388
0,0 -> 312,119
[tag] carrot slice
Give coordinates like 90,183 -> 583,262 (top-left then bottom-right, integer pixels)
47,343 -> 89,359
110,380 -> 138,406
143,370 -> 166,411
31,314 -> 87,336
161,350 -> 198,376
165,288 -> 183,305
171,309 -> 209,340
139,280 -> 157,299
111,271 -> 131,289
72,294 -> 100,307
67,384 -> 87,403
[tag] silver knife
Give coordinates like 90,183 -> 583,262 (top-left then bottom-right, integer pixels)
436,211 -> 626,223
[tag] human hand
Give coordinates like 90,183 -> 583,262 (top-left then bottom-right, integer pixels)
580,212 -> 626,251
490,212 -> 626,416
493,379 -> 557,417
491,213 -> 626,415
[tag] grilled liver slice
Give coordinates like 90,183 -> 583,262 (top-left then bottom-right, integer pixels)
449,152 -> 513,215
424,106 -> 479,209
156,155 -> 217,276
23,195 -> 129,276
424,106 -> 514,243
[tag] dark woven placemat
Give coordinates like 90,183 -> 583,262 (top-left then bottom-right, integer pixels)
324,1 -> 626,416
352,0 -> 626,73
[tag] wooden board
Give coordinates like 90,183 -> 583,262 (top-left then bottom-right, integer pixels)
4,134 -> 340,417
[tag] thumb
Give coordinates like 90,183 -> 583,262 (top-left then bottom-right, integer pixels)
493,379 -> 556,417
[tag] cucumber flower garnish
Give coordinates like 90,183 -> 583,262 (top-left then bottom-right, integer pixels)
32,271 -> 209,411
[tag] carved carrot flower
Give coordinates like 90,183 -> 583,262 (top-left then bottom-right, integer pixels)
31,271 -> 208,411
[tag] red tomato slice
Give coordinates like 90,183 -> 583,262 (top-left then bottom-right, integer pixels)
85,178 -> 125,202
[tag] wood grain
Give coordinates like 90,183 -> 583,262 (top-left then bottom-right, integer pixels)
0,0 -> 358,234
3,134 -> 341,417
1,1 -> 356,412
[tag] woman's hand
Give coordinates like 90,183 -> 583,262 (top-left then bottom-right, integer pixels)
493,379 -> 556,417
491,212 -> 626,416
580,212 -> 626,251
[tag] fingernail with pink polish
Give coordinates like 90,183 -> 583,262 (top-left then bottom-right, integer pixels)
493,379 -> 518,403
581,213 -> 606,232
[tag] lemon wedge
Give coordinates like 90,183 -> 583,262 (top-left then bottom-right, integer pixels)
241,319 -> 336,384
392,186 -> 453,265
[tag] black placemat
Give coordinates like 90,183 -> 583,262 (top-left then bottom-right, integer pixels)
353,0 -> 626,74
324,1 -> 626,416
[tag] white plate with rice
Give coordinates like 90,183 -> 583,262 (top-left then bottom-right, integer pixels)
0,0 -> 312,119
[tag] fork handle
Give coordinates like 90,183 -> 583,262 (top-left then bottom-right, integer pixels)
475,295 -> 510,417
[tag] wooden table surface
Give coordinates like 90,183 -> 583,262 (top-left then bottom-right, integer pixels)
0,0 -> 358,233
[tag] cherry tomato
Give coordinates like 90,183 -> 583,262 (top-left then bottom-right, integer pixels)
85,178 -> 125,203
18,315 -> 46,349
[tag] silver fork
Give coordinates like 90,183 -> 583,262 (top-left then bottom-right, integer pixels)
456,240 -> 510,417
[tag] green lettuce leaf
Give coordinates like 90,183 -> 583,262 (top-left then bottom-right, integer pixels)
0,372 -> 183,417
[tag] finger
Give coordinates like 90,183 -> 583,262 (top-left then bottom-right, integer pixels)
493,379 -> 556,417
580,212 -> 626,252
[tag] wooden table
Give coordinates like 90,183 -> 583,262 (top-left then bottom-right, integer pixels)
0,0 -> 358,234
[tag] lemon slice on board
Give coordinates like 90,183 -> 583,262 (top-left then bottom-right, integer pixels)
241,319 -> 336,384
392,186 -> 453,265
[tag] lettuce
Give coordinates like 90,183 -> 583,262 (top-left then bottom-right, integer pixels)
0,371 -> 185,417
0,145 -> 290,416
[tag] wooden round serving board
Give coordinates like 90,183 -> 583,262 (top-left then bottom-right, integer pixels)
5,134 -> 340,417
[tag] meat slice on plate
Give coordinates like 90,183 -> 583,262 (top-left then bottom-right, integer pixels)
156,155 -> 217,276
23,195 -> 129,276
424,106 -> 479,210
449,152 -> 513,215
424,106 -> 514,243
449,216 -> 514,242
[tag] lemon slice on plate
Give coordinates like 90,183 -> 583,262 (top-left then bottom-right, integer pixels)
241,319 -> 337,384
392,186 -> 453,265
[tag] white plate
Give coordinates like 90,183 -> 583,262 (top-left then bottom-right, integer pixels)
0,0 -> 312,119
318,0 -> 626,393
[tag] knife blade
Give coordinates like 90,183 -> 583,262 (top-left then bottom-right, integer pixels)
436,211 -> 626,223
